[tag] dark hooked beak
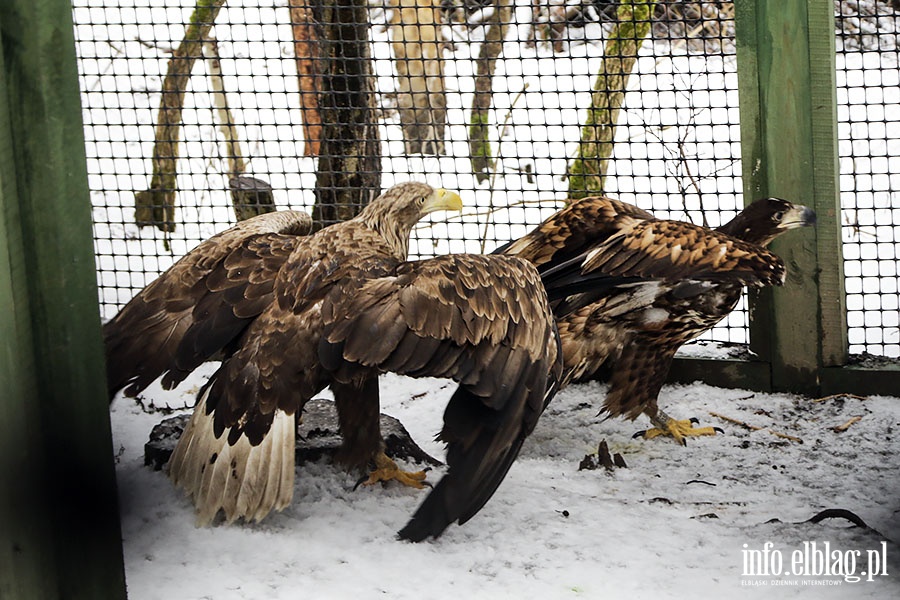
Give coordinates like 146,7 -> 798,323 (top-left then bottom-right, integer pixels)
782,204 -> 817,229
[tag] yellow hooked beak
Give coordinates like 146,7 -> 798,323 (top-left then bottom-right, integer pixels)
423,188 -> 463,215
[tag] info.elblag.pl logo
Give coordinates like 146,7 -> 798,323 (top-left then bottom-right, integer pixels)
741,541 -> 890,586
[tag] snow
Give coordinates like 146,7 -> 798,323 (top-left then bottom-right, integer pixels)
70,2 -> 900,595
112,372 -> 900,599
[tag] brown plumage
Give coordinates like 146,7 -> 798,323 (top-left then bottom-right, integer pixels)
104,209 -> 313,399
319,254 -> 561,541
105,181 -> 561,540
497,196 -> 815,441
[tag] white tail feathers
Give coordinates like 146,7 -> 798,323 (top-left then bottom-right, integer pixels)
168,388 -> 295,525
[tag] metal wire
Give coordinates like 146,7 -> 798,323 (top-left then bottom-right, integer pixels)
73,1 -> 899,358
835,1 -> 900,358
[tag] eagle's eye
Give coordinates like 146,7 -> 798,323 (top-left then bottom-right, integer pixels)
418,196 -> 426,205
772,211 -> 784,222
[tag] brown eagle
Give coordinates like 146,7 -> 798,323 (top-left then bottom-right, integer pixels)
496,196 -> 815,443
105,182 -> 561,541
319,253 -> 562,541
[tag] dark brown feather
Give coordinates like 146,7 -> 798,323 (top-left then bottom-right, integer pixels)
319,254 -> 562,541
500,195 -> 814,424
104,211 -> 311,399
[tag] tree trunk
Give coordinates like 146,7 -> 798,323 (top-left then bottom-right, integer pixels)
389,0 -> 447,155
312,0 -> 382,230
134,0 -> 225,232
288,0 -> 324,157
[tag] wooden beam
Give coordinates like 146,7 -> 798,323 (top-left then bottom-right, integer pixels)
669,359 -> 900,397
820,366 -> 900,397
669,357 -> 772,392
734,0 -> 845,394
0,0 -> 127,598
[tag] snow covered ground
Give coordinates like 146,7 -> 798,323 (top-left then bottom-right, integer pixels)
111,372 -> 899,599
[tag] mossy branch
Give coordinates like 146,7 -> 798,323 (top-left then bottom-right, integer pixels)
134,0 -> 225,233
468,0 -> 511,182
568,0 -> 655,200
134,0 -> 225,232
468,112 -> 494,181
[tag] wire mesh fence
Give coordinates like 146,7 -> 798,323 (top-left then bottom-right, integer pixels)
72,0 -> 900,358
835,2 -> 900,358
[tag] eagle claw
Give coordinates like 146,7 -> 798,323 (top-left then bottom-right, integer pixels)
637,412 -> 722,445
354,452 -> 431,491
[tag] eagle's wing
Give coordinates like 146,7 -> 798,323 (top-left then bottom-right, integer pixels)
493,196 -> 653,268
319,254 -> 562,541
196,225 -> 402,446
540,219 -> 787,315
580,220 -> 786,283
103,211 -> 311,398
166,227 -> 404,526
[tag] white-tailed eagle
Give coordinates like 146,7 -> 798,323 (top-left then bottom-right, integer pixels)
105,182 -> 562,540
496,196 -> 815,443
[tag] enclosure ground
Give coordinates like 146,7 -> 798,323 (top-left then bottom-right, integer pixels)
111,371 -> 899,599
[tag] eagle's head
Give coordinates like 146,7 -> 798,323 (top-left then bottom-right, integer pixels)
359,182 -> 462,258
718,197 -> 816,246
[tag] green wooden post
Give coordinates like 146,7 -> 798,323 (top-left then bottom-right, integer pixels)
734,0 -> 846,394
0,0 -> 127,598
0,43 -> 58,600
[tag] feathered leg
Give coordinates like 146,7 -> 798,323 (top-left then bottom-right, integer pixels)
605,343 -> 720,445
332,377 -> 429,489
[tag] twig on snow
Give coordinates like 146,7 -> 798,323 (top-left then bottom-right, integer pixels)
832,416 -> 863,433
708,411 -> 803,444
812,393 -> 868,403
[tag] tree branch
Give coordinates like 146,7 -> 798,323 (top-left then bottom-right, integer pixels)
134,0 -> 225,232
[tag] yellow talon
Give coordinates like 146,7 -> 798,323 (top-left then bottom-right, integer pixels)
636,411 -> 722,445
356,452 -> 429,489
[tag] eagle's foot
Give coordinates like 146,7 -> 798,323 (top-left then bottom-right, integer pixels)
354,452 -> 430,490
634,411 -> 723,445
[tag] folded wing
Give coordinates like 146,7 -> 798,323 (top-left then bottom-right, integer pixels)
319,254 -> 562,541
